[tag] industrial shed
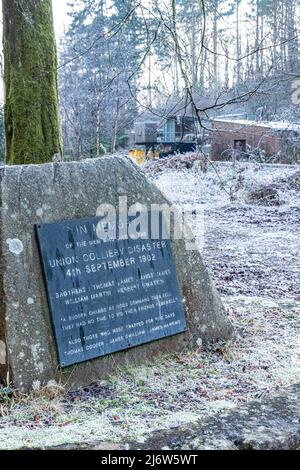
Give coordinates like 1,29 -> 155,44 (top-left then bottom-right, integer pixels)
211,118 -> 300,163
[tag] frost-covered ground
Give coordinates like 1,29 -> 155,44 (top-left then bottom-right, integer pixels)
0,161 -> 299,450
152,161 -> 300,299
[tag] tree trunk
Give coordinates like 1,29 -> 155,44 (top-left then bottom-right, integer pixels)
2,0 -> 62,165
224,43 -> 229,89
191,2 -> 197,90
199,40 -> 207,89
212,6 -> 218,87
111,98 -> 120,154
272,0 -> 278,70
287,0 -> 296,72
255,0 -> 260,75
235,0 -> 242,84
260,15 -> 264,75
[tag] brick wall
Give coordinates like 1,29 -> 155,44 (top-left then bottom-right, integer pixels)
211,121 -> 281,161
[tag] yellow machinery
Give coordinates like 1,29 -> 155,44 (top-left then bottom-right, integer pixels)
130,113 -> 198,165
129,147 -> 160,165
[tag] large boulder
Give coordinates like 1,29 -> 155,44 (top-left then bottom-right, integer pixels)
0,157 -> 233,392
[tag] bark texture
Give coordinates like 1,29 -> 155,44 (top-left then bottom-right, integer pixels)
3,0 -> 62,165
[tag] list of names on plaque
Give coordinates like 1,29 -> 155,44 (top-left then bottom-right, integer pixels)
36,215 -> 186,367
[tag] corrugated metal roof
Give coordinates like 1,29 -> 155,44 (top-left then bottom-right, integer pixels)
213,118 -> 300,132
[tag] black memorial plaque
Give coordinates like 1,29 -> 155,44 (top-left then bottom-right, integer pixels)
35,214 -> 186,367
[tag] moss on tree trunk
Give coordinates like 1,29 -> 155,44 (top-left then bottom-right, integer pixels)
3,0 -> 62,165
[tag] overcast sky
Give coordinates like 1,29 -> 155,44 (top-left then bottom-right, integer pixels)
52,0 -> 69,38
